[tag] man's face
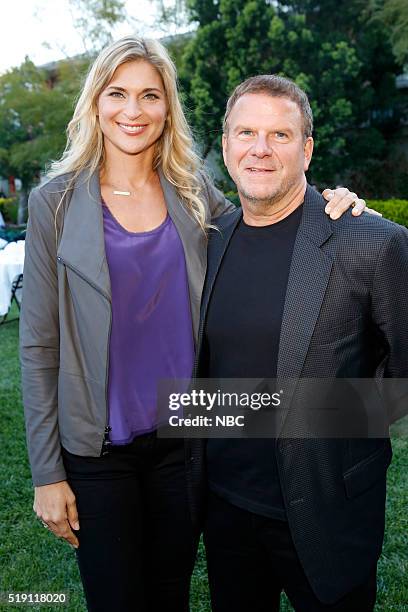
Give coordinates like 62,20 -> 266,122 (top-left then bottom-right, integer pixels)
222,93 -> 313,207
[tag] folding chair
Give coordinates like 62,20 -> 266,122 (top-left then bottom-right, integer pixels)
0,273 -> 23,325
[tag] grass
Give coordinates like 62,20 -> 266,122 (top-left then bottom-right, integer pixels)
0,306 -> 407,611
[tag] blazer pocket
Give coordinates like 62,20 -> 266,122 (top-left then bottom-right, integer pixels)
343,441 -> 392,499
312,315 -> 364,346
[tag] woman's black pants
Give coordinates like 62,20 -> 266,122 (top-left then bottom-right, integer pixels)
62,433 -> 198,612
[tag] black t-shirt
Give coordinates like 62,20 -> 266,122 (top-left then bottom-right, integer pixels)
205,205 -> 303,520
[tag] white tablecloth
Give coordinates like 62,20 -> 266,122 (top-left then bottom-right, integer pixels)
0,241 -> 25,316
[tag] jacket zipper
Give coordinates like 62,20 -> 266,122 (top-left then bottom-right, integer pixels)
56,255 -> 110,300
103,307 -> 112,455
57,255 -> 112,454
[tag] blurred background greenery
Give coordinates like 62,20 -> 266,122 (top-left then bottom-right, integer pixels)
0,0 -> 408,223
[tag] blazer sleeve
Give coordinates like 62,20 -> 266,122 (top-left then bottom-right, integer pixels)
200,171 -> 236,220
19,187 -> 67,486
372,224 -> 408,423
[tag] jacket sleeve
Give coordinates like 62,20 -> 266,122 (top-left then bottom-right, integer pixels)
19,187 -> 67,486
372,224 -> 408,424
200,171 -> 236,220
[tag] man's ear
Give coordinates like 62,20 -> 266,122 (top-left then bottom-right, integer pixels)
304,136 -> 314,171
222,133 -> 228,166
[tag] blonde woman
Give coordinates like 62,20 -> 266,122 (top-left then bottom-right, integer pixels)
20,36 -> 367,611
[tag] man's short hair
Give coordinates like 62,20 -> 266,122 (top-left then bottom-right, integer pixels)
223,75 -> 313,140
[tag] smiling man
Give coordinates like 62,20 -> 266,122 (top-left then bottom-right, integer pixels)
194,75 -> 408,611
222,91 -> 313,223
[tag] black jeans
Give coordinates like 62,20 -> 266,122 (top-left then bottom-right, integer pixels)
204,490 -> 377,612
62,433 -> 198,612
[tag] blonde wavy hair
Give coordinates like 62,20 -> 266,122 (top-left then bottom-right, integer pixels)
49,36 -> 207,232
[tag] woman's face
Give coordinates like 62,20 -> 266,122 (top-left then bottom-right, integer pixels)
97,59 -> 168,159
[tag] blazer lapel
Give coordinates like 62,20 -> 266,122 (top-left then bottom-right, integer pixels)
200,208 -> 242,328
57,169 -> 111,300
276,185 -> 335,433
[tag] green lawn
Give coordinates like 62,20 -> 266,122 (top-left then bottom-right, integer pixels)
0,308 -> 407,611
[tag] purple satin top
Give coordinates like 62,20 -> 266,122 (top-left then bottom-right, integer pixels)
102,201 -> 195,444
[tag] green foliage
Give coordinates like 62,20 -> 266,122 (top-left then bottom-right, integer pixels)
0,0 -> 127,214
367,199 -> 408,227
371,0 -> 408,65
180,0 -> 405,196
0,56 -> 90,192
223,190 -> 241,207
185,0 -> 220,25
0,197 -> 19,224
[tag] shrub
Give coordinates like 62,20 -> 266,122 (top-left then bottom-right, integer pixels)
367,200 -> 408,228
224,191 -> 241,207
0,197 -> 19,224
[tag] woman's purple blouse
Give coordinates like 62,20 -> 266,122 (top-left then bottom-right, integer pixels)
102,201 -> 195,444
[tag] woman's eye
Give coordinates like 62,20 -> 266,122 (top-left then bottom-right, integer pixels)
109,91 -> 125,98
144,93 -> 159,100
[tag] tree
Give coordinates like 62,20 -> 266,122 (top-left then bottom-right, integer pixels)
371,0 -> 408,65
0,57 -> 89,222
150,0 -> 191,35
178,0 -> 405,196
68,0 -> 129,53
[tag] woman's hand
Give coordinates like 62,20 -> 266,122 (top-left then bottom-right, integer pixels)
322,187 -> 382,220
34,481 -> 80,549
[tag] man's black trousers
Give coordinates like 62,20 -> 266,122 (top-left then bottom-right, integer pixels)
204,490 -> 377,612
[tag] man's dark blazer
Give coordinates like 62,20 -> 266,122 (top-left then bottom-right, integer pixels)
186,184 -> 408,605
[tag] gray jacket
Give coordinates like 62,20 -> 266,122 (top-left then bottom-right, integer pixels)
20,168 -> 235,486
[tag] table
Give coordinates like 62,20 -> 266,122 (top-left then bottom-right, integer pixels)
0,241 -> 25,317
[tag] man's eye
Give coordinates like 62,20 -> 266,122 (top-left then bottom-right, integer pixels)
276,132 -> 287,138
239,130 -> 254,136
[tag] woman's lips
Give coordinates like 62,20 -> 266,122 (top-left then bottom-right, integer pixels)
117,122 -> 148,135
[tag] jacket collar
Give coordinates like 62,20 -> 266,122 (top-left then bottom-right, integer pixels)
158,167 -> 207,344
57,168 -> 110,298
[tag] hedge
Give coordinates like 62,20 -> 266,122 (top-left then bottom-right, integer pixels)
1,193 -> 407,229
366,200 -> 408,228
224,192 -> 408,227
